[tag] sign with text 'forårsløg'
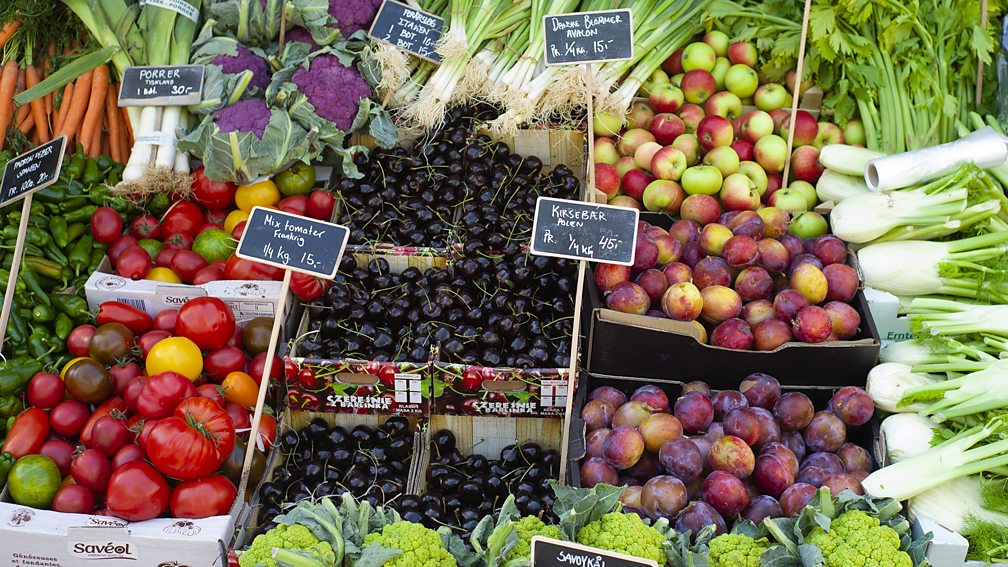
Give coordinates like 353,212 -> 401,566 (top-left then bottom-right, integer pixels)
369,0 -> 445,62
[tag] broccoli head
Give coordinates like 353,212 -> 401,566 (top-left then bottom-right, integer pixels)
507,516 -> 562,561
708,533 -> 770,567
805,510 -> 912,567
329,0 -> 383,35
577,512 -> 668,566
239,524 -> 334,567
214,98 -> 271,138
212,44 -> 270,91
291,54 -> 371,131
362,521 -> 456,567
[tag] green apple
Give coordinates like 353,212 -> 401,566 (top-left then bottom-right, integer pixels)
789,180 -> 818,209
681,165 -> 724,196
768,187 -> 809,213
789,211 -> 829,238
724,64 -> 759,98
682,42 -> 717,72
711,57 -> 731,91
593,112 -> 624,137
737,160 -> 769,196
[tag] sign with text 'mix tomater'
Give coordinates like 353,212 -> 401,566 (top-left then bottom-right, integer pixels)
236,207 -> 349,278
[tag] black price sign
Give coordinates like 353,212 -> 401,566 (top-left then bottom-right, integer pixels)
530,536 -> 658,567
0,136 -> 67,205
236,207 -> 349,279
543,10 -> 633,65
530,197 -> 639,266
368,0 -> 445,62
118,65 -> 205,106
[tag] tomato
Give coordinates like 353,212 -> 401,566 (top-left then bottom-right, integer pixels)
206,208 -> 229,226
50,399 -> 90,437
145,267 -> 182,283
193,167 -> 238,209
112,444 -> 146,469
106,461 -> 170,522
152,309 -> 178,333
115,246 -> 152,280
136,372 -> 196,419
147,397 -> 235,480
3,408 -> 50,458
197,383 -> 225,407
108,235 -> 138,266
72,448 -> 112,492
224,255 -> 282,281
235,180 -> 280,212
90,207 -> 124,243
39,439 -> 75,476
146,337 -> 203,381
242,318 -> 273,355
97,302 -> 154,335
203,347 -> 246,384
276,162 -> 316,197
88,323 -> 135,366
278,194 -> 308,215
226,325 -> 244,349
52,485 -> 96,514
155,247 -> 180,268
88,415 -> 131,456
255,413 -> 276,451
170,475 -> 237,519
130,215 -> 162,240
67,325 -> 96,358
162,201 -> 205,238
290,272 -> 330,302
306,190 -> 336,220
170,249 -> 208,283
248,352 -> 283,385
64,358 -> 112,405
122,375 -> 147,414
224,210 -> 249,233
230,221 -> 246,240
175,298 -> 236,351
81,397 -> 127,446
221,372 -> 258,408
198,223 -> 226,235
137,418 -> 159,449
27,372 -> 64,409
109,362 -> 142,394
193,264 -> 225,285
137,330 -> 171,359
163,232 -> 194,250
225,402 -> 250,432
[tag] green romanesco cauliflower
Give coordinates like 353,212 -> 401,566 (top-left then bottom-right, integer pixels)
362,521 -> 455,566
708,533 -> 770,567
239,524 -> 334,567
804,510 -> 911,567
507,516 -> 563,560
576,512 -> 668,566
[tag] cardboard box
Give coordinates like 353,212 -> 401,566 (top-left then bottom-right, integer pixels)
864,287 -> 923,345
431,364 -> 573,418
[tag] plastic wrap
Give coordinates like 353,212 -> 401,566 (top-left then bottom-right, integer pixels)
865,127 -> 1008,192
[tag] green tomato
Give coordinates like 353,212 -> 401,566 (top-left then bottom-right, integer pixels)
275,162 -> 316,197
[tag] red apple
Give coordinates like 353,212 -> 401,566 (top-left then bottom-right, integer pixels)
650,113 -> 686,145
731,139 -> 754,162
681,69 -> 717,104
779,110 -> 819,147
595,163 -> 621,199
622,169 -> 655,201
649,84 -> 685,114
790,146 -> 824,183
739,110 -> 775,143
678,104 -> 706,134
697,115 -> 734,150
727,42 -> 757,67
618,128 -> 657,157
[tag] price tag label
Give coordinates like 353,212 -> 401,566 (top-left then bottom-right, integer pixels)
0,136 -> 67,205
543,10 -> 633,66
368,0 -> 445,63
118,65 -> 205,107
530,197 -> 639,266
530,536 -> 658,567
236,207 -> 349,279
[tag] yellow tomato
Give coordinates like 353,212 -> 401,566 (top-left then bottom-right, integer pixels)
235,180 -> 280,212
60,357 -> 90,381
224,209 -> 250,233
145,267 -> 182,283
146,337 -> 203,381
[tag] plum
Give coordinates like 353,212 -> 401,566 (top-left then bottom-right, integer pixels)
793,306 -> 833,342
698,223 -> 734,256
773,392 -> 815,431
750,406 -> 782,448
682,243 -> 704,268
633,235 -> 660,272
760,442 -> 799,477
585,428 -> 610,458
789,263 -> 829,305
693,256 -> 732,290
789,253 -> 824,274
813,235 -> 847,266
735,267 -> 774,302
728,211 -> 766,239
613,400 -> 653,428
802,412 -> 846,452
779,483 -> 817,516
712,390 -> 748,421
742,495 -> 783,524
603,426 -> 645,470
782,430 -> 806,461
619,485 -> 644,513
706,422 -> 725,442
590,386 -> 628,408
628,451 -> 663,481
691,436 -> 714,474
642,475 -> 689,519
830,386 -> 874,426
635,269 -> 669,306
606,282 -> 651,315
757,239 -> 790,274
724,408 -> 760,446
700,285 -> 743,323
711,318 -> 754,350
702,470 -> 750,518
773,289 -> 809,321
654,233 -> 684,265
595,264 -> 631,292
659,437 -> 704,482
823,264 -> 859,303
581,400 -> 616,431
753,318 -> 793,351
674,391 -> 714,434
663,262 -> 694,285
639,413 -> 683,453
709,435 -> 755,479
682,381 -> 712,397
753,454 -> 795,498
631,385 -> 671,413
836,442 -> 872,472
823,301 -> 860,339
669,219 -> 701,246
802,452 -> 845,475
581,457 -> 619,487
620,476 -> 643,487
779,234 -> 804,259
722,235 -> 760,268
662,282 -> 704,321
848,469 -> 869,483
675,501 -> 727,540
742,299 -> 776,327
824,473 -> 864,496
740,373 -> 781,409
796,466 -> 832,487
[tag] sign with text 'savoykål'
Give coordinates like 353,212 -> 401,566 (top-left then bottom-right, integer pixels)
368,0 -> 445,62
543,9 -> 633,66
236,207 -> 349,279
530,536 -> 659,567
0,136 -> 67,205
118,65 -> 204,106
530,197 -> 639,266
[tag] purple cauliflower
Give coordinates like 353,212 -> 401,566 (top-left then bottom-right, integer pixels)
215,99 -> 271,138
212,45 -> 270,91
285,26 -> 319,50
329,0 -> 382,35
291,55 -> 371,130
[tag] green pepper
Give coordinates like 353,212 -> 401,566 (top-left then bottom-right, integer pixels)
59,197 -> 90,213
66,222 -> 86,245
54,312 -> 72,341
49,217 -> 69,249
89,248 -> 105,272
21,272 -> 54,306
63,151 -> 85,181
69,234 -> 93,275
7,309 -> 25,345
106,169 -> 121,186
28,332 -> 54,360
0,397 -> 23,419
52,293 -> 89,319
24,256 -> 63,282
34,187 -> 65,203
65,178 -> 84,196
0,452 -> 13,489
63,205 -> 97,224
32,304 -> 55,323
96,155 -> 113,172
0,360 -> 42,396
82,158 -> 102,186
0,254 -> 10,271
44,241 -> 68,266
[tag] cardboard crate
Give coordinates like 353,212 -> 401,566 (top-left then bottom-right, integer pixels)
431,364 -> 573,418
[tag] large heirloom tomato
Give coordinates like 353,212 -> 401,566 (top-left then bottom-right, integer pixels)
176,297 -> 236,350
146,397 -> 235,480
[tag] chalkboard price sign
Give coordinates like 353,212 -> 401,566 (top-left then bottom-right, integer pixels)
236,207 -> 349,279
0,136 -> 67,205
530,536 -> 658,567
530,197 -> 639,266
543,10 -> 633,66
368,0 -> 445,62
118,65 -> 205,107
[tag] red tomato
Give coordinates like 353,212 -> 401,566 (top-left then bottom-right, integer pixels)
248,352 -> 283,385
197,383 -> 225,407
109,362 -> 142,394
193,167 -> 238,209
146,397 -> 235,480
226,325 -> 243,348
278,195 -> 308,215
170,475 -> 237,519
112,444 -> 146,469
224,255 -> 282,281
230,221 -> 246,240
152,309 -> 178,332
40,439 -> 75,476
306,190 -> 336,220
136,372 -> 196,419
137,418 -> 159,449
204,347 -> 247,383
122,375 -> 147,415
71,448 -> 113,492
155,247 -> 180,268
81,397 -> 127,447
137,330 -> 171,359
2,408 -> 50,458
163,232 -> 194,250
52,485 -> 96,514
225,402 -> 250,432
171,249 -> 208,283
115,247 -> 152,280
193,265 -> 225,285
27,372 -> 64,409
106,461 -> 170,522
50,399 -> 90,437
108,235 -> 138,266
67,325 -> 96,358
130,215 -> 162,240
177,297 -> 236,351
198,223 -> 225,235
255,413 -> 277,451
162,201 -> 205,238
91,207 -> 124,243
88,415 -> 131,457
290,272 -> 330,302
96,301 -> 154,335
206,208 -> 229,226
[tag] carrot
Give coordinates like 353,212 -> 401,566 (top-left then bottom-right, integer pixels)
13,104 -> 29,130
105,86 -> 122,162
0,60 -> 19,151
17,111 -> 32,134
78,64 -> 108,155
55,69 -> 91,142
0,22 -> 20,50
121,106 -> 133,141
100,130 -> 110,158
117,105 -> 130,162
53,80 -> 74,135
25,65 -> 49,143
88,113 -> 102,158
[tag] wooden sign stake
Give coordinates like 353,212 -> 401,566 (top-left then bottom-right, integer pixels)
780,0 -> 813,186
977,0 -> 989,108
0,195 -> 34,348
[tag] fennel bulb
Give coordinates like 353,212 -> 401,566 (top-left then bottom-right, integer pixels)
879,413 -> 936,463
866,362 -> 938,413
908,475 -> 1008,533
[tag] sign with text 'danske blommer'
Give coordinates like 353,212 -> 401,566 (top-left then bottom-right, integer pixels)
543,10 -> 633,66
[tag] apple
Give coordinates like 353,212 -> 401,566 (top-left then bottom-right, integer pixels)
789,180 -> 818,209
615,156 -> 636,178
727,41 -> 757,67
697,115 -> 734,150
681,165 -> 724,196
680,194 -> 722,225
651,146 -> 688,181
779,110 -> 818,146
650,113 -> 686,145
609,195 -> 642,209
594,112 -> 624,136
627,101 -> 656,130
785,70 -> 813,96
703,146 -> 740,177
757,207 -> 790,239
769,109 -> 790,131
671,73 -> 684,87
754,83 -> 789,111
768,187 -> 809,213
640,69 -> 671,97
711,57 -> 731,91
724,64 -> 759,98
789,211 -> 829,239
643,180 -> 686,213
753,135 -> 788,174
681,70 -> 717,104
703,31 -> 730,56
622,169 -> 656,201
790,146 -> 824,183
649,84 -> 685,114
662,49 -> 684,75
678,104 -> 706,134
594,137 -> 620,165
764,174 -> 783,201
843,119 -> 866,146
815,122 -> 844,147
737,161 -> 769,196
673,133 -> 701,165
681,42 -> 717,72
634,141 -> 663,171
704,91 -> 743,120
731,139 -> 754,162
618,128 -> 656,157
720,173 -> 760,211
595,163 -> 621,199
739,110 -> 775,143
